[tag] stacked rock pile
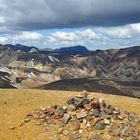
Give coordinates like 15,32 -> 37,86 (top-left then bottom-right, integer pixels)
26,92 -> 140,140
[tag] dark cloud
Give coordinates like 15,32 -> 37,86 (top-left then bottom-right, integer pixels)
0,0 -> 140,31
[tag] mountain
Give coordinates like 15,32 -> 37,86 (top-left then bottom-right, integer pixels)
3,44 -> 90,55
0,44 -> 139,97
0,66 -> 16,88
4,44 -> 40,54
54,45 -> 90,55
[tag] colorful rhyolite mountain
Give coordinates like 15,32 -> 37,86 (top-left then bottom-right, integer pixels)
0,44 -> 139,97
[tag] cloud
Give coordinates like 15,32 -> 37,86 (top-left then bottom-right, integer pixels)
47,29 -> 100,43
1,23 -> 140,49
0,32 -> 44,44
0,36 -> 8,43
0,0 -> 140,32
99,23 -> 140,39
10,32 -> 43,41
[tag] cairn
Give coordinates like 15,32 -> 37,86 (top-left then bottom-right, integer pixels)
24,92 -> 140,140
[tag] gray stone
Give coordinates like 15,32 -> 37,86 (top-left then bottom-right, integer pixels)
95,123 -> 105,130
74,98 -> 89,107
62,113 -> 71,124
104,108 -> 113,115
89,134 -> 104,140
100,111 -> 108,119
55,107 -> 67,117
92,109 -> 100,117
70,132 -> 81,139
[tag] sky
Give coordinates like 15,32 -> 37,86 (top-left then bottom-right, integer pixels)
0,0 -> 140,50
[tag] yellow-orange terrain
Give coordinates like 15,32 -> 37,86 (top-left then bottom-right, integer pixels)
0,89 -> 140,140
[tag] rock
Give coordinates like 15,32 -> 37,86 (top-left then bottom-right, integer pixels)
62,114 -> 71,124
67,98 -> 74,105
100,111 -> 108,119
47,108 -> 56,116
70,132 -> 81,139
75,93 -> 86,98
82,90 -> 89,96
99,98 -> 106,107
74,98 -> 89,107
57,127 -> 63,134
76,111 -> 87,119
86,121 -> 91,128
35,121 -> 42,125
83,119 -> 87,125
8,125 -> 15,130
72,120 -> 80,131
117,115 -> 124,120
55,107 -> 67,118
91,117 -> 100,126
79,129 -> 83,133
84,104 -> 92,111
67,104 -> 77,112
40,106 -> 47,111
39,114 -> 46,119
128,113 -> 136,122
95,123 -> 105,130
24,118 -> 31,123
49,137 -> 60,140
103,119 -> 110,125
33,113 -> 40,119
62,129 -> 69,136
89,134 -> 104,140
113,107 -> 120,115
109,128 -> 120,136
104,108 -> 113,115
87,95 -> 94,101
92,109 -> 100,117
19,121 -> 25,127
27,112 -> 33,117
91,99 -> 100,109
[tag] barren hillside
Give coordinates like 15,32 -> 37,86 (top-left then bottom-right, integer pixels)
0,89 -> 140,140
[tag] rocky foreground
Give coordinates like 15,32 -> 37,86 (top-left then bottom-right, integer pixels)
23,91 -> 140,140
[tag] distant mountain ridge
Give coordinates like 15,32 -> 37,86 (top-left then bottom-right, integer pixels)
0,44 -> 139,97
4,44 -> 40,54
3,44 -> 90,55
54,45 -> 90,55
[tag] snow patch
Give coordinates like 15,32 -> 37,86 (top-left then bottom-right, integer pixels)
48,56 -> 59,63
0,66 -> 11,74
